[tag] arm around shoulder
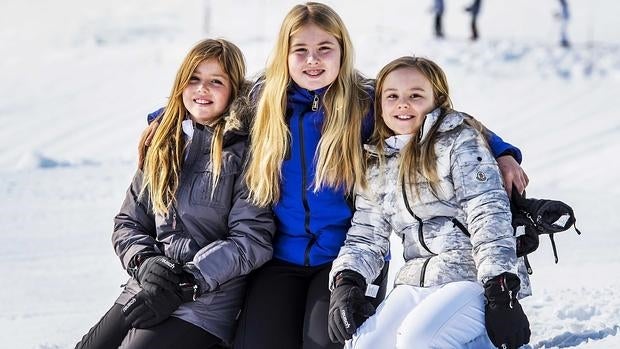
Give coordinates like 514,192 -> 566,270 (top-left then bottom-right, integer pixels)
486,130 -> 529,196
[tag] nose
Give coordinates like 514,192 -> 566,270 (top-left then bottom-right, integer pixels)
306,50 -> 319,65
197,81 -> 209,93
397,98 -> 409,109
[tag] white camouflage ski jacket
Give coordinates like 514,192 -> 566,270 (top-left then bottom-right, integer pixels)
330,109 -> 531,298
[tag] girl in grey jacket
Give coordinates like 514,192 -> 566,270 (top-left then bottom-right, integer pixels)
75,39 -> 275,349
328,57 -> 531,349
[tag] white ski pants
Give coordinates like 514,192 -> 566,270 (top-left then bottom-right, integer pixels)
346,281 -> 495,349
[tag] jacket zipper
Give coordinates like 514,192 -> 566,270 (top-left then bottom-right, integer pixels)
311,94 -> 319,111
401,181 -> 434,255
172,209 -> 177,230
419,256 -> 432,287
401,181 -> 436,286
298,102 -> 315,266
451,218 -> 469,237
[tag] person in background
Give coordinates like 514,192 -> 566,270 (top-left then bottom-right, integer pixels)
433,0 -> 445,39
75,38 -> 275,349
465,0 -> 483,41
557,0 -> 571,48
328,56 -> 531,349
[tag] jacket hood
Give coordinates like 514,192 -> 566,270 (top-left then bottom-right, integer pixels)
221,80 -> 254,137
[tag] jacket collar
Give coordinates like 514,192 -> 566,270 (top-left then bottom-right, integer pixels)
288,82 -> 329,105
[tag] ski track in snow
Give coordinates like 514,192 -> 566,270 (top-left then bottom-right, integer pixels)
534,326 -> 620,348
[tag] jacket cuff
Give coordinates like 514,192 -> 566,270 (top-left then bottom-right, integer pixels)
126,252 -> 160,278
334,269 -> 367,289
497,148 -> 522,163
123,246 -> 160,275
183,263 -> 212,295
488,132 -> 522,164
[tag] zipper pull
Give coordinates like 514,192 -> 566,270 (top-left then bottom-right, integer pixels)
508,290 -> 514,309
172,210 -> 177,230
311,94 -> 319,111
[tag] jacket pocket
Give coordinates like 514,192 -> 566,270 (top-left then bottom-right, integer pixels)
189,170 -> 235,209
455,160 -> 503,200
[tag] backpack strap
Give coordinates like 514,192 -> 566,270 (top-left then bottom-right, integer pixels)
523,255 -> 533,275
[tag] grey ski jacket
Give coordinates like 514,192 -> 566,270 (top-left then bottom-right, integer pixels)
330,109 -> 531,298
112,96 -> 275,343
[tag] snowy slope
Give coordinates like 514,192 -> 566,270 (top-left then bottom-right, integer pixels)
1,0 -> 618,348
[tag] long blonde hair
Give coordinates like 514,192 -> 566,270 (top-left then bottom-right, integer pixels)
142,38 -> 246,215
245,2 -> 372,207
373,56 -> 456,197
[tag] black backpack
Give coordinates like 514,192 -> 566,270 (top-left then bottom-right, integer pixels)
511,188 -> 582,274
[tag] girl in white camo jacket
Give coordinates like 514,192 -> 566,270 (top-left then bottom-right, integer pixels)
328,56 -> 532,349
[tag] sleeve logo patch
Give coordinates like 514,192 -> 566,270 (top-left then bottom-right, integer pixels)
475,171 -> 488,182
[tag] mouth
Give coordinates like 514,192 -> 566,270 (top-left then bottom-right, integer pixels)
304,69 -> 325,77
394,114 -> 414,120
194,98 -> 212,106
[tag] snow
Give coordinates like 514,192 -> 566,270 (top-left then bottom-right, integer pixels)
1,0 -> 618,348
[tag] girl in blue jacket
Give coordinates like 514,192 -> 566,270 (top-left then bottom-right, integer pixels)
234,2 -> 528,349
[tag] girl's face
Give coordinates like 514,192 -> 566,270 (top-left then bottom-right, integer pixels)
182,59 -> 232,125
380,67 -> 436,135
288,23 -> 341,91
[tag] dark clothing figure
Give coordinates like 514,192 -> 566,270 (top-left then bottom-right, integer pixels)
465,0 -> 482,40
234,260 -> 389,349
434,0 -> 445,38
558,0 -> 571,47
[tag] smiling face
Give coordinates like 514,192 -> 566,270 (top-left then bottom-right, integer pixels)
182,59 -> 232,125
287,23 -> 341,91
380,67 -> 437,136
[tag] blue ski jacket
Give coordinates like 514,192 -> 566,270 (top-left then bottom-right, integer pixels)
271,84 -> 374,266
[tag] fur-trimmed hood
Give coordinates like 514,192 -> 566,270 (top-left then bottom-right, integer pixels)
221,80 -> 255,137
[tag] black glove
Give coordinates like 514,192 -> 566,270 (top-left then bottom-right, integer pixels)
512,188 -> 580,235
328,270 -> 376,344
178,271 -> 201,302
121,289 -> 183,329
484,272 -> 531,349
132,255 -> 183,296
